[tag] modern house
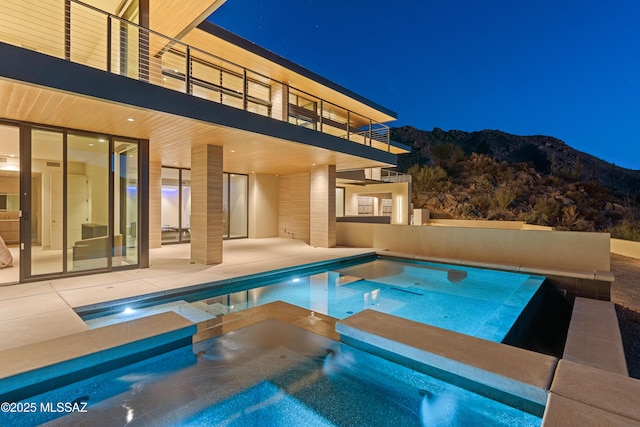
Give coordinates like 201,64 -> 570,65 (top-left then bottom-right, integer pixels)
0,0 -> 410,285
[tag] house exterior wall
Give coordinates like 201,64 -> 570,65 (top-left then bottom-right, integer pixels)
344,182 -> 410,225
278,172 -> 310,243
248,173 -> 279,238
310,165 -> 336,248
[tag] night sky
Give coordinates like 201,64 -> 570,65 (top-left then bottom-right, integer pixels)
208,1 -> 640,170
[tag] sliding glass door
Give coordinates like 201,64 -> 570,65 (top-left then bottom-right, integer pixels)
22,126 -> 140,281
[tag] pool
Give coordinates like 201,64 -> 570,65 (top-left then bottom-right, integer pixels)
5,320 -> 542,426
84,257 -> 545,343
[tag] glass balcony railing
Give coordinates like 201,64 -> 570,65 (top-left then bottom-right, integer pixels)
0,0 -> 391,151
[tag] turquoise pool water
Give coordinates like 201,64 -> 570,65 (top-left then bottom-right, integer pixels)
5,320 -> 542,426
86,257 -> 544,343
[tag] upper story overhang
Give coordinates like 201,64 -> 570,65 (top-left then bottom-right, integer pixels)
0,42 -> 399,174
0,0 -> 408,156
187,21 -> 398,124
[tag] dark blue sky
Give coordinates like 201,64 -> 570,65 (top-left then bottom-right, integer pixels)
208,1 -> 640,170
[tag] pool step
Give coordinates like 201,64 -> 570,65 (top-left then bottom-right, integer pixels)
336,309 -> 558,417
193,301 -> 340,343
0,311 -> 196,402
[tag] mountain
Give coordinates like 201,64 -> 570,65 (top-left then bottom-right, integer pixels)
392,126 -> 640,197
390,126 -> 640,237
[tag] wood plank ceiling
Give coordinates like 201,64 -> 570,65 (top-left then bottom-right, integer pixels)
0,79 -> 393,175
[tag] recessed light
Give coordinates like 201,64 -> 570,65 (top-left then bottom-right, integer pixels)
9,154 -> 16,158
98,138 -> 106,142
127,117 -> 135,122
230,149 -> 235,153
89,143 -> 94,147
312,163 -> 316,166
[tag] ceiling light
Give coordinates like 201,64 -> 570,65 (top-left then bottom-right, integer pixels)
127,117 -> 135,122
89,143 -> 94,147
230,149 -> 235,153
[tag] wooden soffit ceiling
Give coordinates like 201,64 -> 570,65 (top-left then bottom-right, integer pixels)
0,79 -> 392,175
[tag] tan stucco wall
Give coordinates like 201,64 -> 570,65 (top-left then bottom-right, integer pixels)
249,173 -> 279,238
611,238 -> 640,259
278,171 -> 310,243
337,223 -> 610,272
419,218 -> 553,231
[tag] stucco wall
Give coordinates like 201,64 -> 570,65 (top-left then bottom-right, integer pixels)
278,172 -> 310,243
249,173 -> 279,238
337,223 -> 610,272
611,238 -> 640,259
422,219 -> 553,231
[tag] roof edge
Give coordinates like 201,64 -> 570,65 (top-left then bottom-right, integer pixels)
197,20 -> 398,120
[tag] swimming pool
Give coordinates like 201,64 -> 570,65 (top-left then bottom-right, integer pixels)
5,320 -> 542,426
84,256 -> 545,343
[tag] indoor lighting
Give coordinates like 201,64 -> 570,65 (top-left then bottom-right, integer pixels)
127,117 -> 135,122
123,307 -> 135,315
230,150 -> 235,153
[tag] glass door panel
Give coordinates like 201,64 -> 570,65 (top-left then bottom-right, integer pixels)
67,133 -> 109,272
0,124 -> 20,284
31,129 -> 64,276
228,174 -> 248,238
161,167 -> 180,243
181,169 -> 191,243
114,140 -> 138,266
222,173 -> 229,238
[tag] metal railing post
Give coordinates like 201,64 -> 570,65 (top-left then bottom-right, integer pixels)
64,0 -> 71,61
243,69 -> 247,110
106,16 -> 112,73
186,46 -> 192,95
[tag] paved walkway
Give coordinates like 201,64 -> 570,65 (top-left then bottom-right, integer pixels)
610,254 -> 640,378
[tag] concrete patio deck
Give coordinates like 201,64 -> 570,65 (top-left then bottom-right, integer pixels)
0,238 -> 373,352
1,238 -> 640,425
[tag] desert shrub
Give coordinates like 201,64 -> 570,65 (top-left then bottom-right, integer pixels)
611,221 -> 640,242
530,196 -> 562,225
408,164 -> 448,195
486,184 -> 519,219
558,205 -> 592,231
431,143 -> 466,176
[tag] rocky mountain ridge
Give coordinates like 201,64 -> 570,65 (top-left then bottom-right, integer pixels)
392,126 -> 640,197
390,126 -> 640,238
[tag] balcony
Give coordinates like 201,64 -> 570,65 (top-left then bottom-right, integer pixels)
0,0 -> 393,152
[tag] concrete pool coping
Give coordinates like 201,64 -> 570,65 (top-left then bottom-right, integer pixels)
0,311 -> 196,402
379,250 -> 615,282
336,309 -> 557,416
1,300 -> 639,425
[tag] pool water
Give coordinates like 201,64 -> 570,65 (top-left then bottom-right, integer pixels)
86,257 -> 544,343
6,320 -> 541,426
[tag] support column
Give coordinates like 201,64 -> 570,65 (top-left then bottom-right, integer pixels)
191,144 -> 223,264
310,165 -> 336,248
148,161 -> 162,249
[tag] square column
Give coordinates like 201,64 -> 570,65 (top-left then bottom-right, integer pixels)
148,161 -> 162,249
310,165 -> 336,248
191,144 -> 223,264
